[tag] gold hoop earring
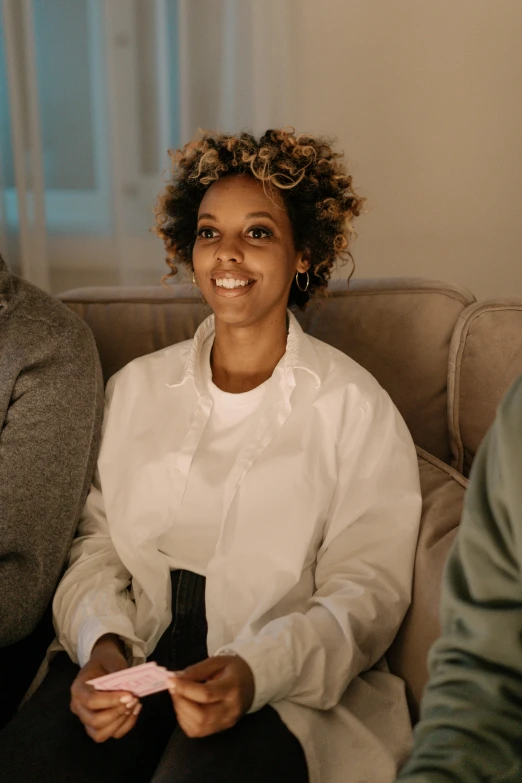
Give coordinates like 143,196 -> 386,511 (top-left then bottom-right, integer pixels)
192,271 -> 197,286
295,271 -> 310,293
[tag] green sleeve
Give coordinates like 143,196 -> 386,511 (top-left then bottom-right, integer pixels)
398,376 -> 522,783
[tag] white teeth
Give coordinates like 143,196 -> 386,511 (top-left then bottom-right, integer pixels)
215,278 -> 251,289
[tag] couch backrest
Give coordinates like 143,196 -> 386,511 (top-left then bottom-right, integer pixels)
448,300 -> 522,475
59,277 -> 474,463
387,447 -> 468,721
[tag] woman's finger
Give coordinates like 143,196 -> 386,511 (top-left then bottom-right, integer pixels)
177,657 -> 227,683
71,685 -> 138,720
173,694 -> 236,738
72,699 -> 138,731
173,698 -> 205,738
169,675 -> 225,704
172,693 -> 205,725
85,711 -> 132,744
74,682 -> 136,712
112,704 -> 142,739
173,693 -> 207,737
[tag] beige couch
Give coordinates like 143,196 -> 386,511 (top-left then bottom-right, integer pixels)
59,277 -> 522,723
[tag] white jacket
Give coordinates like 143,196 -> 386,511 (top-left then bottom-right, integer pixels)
53,312 -> 422,783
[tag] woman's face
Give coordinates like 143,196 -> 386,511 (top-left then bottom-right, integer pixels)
192,175 -> 309,329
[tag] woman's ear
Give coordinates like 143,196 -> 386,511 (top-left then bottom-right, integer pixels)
296,252 -> 311,274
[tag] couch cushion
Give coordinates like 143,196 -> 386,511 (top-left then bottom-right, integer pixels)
296,279 -> 474,462
387,448 -> 468,723
448,301 -> 522,475
59,277 -> 474,462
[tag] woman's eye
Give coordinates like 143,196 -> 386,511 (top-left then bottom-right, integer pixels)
197,228 -> 218,240
247,227 -> 272,239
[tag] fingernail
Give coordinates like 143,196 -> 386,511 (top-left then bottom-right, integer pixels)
132,703 -> 142,716
167,681 -> 176,693
120,695 -> 136,706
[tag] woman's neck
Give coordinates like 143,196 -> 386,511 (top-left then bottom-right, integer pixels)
210,313 -> 288,394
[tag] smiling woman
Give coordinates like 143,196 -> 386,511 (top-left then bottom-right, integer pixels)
0,129 -> 421,783
154,128 -> 364,309
193,176 -> 301,309
154,128 -> 365,394
191,174 -> 313,392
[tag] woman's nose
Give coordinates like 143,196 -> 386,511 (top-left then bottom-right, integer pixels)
215,239 -> 244,264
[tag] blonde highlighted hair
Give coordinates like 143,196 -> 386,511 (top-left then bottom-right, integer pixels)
154,128 -> 364,308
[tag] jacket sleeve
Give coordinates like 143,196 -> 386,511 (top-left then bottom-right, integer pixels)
218,387 -> 422,712
397,377 -> 522,783
0,319 -> 103,646
52,375 -> 147,668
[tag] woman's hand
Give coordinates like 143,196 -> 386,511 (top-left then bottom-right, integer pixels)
167,655 -> 255,738
70,634 -> 142,743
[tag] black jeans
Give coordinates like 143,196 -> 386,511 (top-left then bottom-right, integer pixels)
0,570 -> 309,783
0,601 -> 55,729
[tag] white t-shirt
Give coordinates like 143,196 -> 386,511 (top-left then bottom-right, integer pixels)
157,336 -> 268,575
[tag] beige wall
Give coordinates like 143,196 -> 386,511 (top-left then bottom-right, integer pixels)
282,0 -> 522,299
49,0 -> 522,298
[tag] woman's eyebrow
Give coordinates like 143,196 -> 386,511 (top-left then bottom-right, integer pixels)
197,210 -> 277,222
244,211 -> 277,221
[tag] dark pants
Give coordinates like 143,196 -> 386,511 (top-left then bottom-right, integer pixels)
0,571 -> 309,783
0,601 -> 55,729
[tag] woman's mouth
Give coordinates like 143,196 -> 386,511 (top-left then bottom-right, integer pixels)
214,278 -> 254,289
211,277 -> 256,297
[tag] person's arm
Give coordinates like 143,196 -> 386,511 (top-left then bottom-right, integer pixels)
52,375 -> 147,668
397,376 -> 522,783
215,387 -> 422,712
53,375 -> 154,742
0,317 -> 103,646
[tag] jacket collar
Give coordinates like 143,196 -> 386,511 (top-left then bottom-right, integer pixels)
166,310 -> 321,392
0,255 -> 14,313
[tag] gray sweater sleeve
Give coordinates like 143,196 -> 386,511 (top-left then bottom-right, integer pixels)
0,313 -> 104,646
397,376 -> 522,783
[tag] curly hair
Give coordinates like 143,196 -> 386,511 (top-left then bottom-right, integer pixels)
154,127 -> 365,309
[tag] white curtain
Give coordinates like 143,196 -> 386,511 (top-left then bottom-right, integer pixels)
1,0 -> 49,289
0,0 -> 293,291
179,0 -> 292,140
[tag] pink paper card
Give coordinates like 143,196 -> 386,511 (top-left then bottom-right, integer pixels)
87,662 -> 171,697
